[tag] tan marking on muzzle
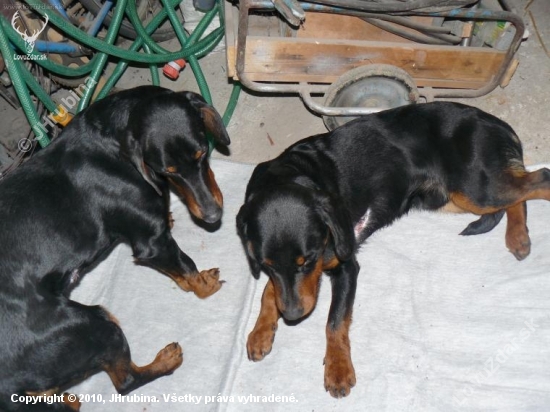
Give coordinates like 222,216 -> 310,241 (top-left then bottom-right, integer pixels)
272,257 -> 324,318
168,177 -> 203,220
206,167 -> 223,208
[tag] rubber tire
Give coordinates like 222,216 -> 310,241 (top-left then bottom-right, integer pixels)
323,64 -> 419,131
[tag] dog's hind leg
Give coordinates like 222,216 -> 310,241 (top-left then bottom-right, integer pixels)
84,306 -> 183,395
504,202 -> 530,260
450,167 -> 550,259
104,342 -> 183,395
5,303 -> 182,411
133,231 -> 223,298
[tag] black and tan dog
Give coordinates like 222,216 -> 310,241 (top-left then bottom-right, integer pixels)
0,86 -> 230,411
237,101 -> 549,398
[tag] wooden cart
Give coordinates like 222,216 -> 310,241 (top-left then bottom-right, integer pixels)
224,0 -> 525,129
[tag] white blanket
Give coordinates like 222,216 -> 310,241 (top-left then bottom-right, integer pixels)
72,159 -> 550,411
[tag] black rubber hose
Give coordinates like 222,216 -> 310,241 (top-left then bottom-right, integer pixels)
363,17 -> 461,44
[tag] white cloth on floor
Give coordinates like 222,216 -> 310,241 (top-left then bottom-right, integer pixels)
71,159 -> 550,411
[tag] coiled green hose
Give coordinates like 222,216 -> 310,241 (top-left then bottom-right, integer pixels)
0,25 -> 50,147
76,0 -> 128,112
0,0 -> 241,148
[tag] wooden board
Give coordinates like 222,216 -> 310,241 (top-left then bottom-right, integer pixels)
238,37 -> 506,89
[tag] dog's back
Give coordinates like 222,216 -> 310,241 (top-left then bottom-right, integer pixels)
245,102 -> 524,245
0,88 -> 164,288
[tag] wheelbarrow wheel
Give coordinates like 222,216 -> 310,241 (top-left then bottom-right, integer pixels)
323,64 -> 419,131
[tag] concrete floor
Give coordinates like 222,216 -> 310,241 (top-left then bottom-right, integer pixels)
0,0 -> 548,168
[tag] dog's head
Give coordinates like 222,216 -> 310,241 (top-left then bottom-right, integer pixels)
237,185 -> 355,321
122,91 -> 230,224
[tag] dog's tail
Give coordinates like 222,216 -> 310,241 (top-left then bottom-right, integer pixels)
459,210 -> 505,236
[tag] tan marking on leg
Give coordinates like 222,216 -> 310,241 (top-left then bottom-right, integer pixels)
106,343 -> 183,393
165,268 -> 223,299
505,202 -> 531,260
247,279 -> 280,361
324,313 -> 356,398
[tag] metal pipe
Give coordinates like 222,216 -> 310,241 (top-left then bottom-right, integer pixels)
299,85 -> 387,116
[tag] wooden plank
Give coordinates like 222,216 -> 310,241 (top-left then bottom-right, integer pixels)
224,1 -> 237,79
297,13 -> 436,43
239,36 -> 506,89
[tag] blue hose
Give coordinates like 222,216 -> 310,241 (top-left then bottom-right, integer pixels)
47,0 -> 70,20
87,0 -> 114,36
35,40 -> 78,53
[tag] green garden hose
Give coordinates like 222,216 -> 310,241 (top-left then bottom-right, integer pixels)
0,24 -> 50,147
96,1 -> 222,99
15,59 -> 57,113
160,0 -> 212,103
76,0 -> 128,112
22,0 -> 223,64
143,44 -> 160,86
0,0 -> 241,149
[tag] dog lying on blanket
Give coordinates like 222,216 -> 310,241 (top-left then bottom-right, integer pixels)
236,101 -> 548,397
0,86 -> 229,411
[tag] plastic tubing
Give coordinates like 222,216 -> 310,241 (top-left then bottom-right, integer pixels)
87,0 -> 114,36
0,23 -> 50,147
0,19 -> 99,77
76,0 -> 128,112
143,44 -> 160,86
0,0 -> 240,135
22,0 -> 223,63
47,0 -> 70,20
14,58 -> 58,113
97,0 -> 222,99
34,40 -> 79,54
160,0 -> 212,103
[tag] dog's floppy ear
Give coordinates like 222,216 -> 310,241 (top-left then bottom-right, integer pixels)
120,131 -> 162,196
183,92 -> 231,147
317,195 -> 355,261
236,204 -> 261,279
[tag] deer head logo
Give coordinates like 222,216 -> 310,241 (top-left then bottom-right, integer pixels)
11,11 -> 49,54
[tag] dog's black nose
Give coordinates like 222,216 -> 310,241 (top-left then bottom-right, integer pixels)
201,207 -> 222,224
283,307 -> 304,321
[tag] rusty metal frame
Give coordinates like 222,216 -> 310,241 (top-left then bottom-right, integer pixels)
235,0 -> 525,116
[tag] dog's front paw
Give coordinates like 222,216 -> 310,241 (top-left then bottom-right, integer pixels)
153,342 -> 184,375
324,353 -> 356,398
181,268 -> 224,298
506,228 -> 531,261
247,323 -> 277,361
